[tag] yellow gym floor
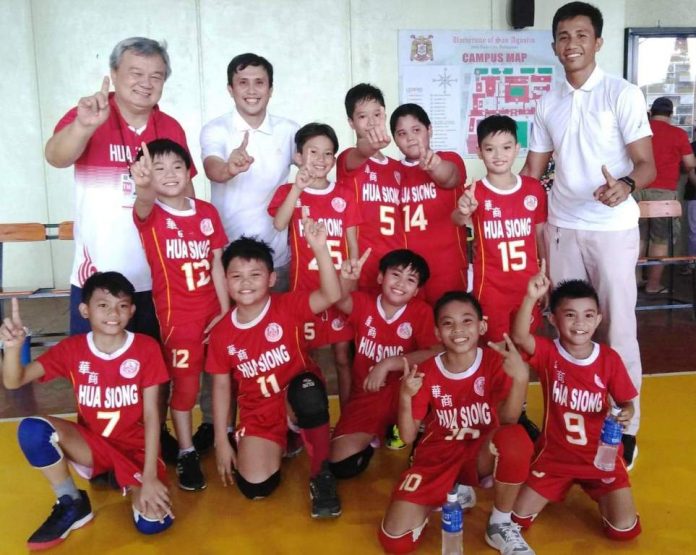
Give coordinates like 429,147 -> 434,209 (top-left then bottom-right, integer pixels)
0,373 -> 694,554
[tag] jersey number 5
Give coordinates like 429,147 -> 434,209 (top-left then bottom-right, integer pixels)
308,239 -> 343,270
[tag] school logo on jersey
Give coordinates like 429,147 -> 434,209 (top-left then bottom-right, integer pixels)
594,374 -> 606,389
409,34 -> 434,62
394,171 -> 401,185
331,197 -> 346,213
200,218 -> 214,236
265,323 -> 283,342
474,376 -> 486,397
523,195 -> 538,211
331,317 -> 345,331
397,322 -> 413,339
120,359 -> 141,379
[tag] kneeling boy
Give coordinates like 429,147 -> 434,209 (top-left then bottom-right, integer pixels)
0,272 -> 172,551
206,218 -> 342,518
510,266 -> 641,541
379,292 -> 534,554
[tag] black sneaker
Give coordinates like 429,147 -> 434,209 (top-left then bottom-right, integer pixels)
622,434 -> 638,471
160,424 -> 179,465
192,423 -> 215,454
176,450 -> 207,491
518,410 -> 541,443
309,462 -> 341,519
27,490 -> 93,550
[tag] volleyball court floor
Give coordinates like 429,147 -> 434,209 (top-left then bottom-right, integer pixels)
0,374 -> 693,554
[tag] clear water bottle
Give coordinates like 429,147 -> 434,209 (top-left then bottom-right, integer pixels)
442,490 -> 463,555
593,406 -> 623,471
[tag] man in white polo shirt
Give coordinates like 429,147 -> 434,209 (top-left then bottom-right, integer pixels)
197,53 -> 299,450
521,1 -> 655,469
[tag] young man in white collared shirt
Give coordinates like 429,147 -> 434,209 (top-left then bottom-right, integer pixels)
520,1 -> 656,469
198,53 -> 299,450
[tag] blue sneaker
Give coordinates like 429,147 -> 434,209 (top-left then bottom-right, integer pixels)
27,490 -> 93,550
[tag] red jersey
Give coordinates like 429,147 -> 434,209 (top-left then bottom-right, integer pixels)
134,199 -> 227,327
37,332 -> 169,450
471,176 -> 547,303
413,349 -> 511,444
267,182 -> 361,291
399,152 -> 469,303
346,291 -> 438,397
206,293 -> 318,418
337,151 -> 406,290
528,336 -> 638,479
648,119 -> 693,190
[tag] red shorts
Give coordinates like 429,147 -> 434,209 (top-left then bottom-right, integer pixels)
162,315 -> 215,410
236,395 -> 290,450
526,466 -> 631,503
307,308 -> 354,348
332,380 -> 400,438
70,421 -> 167,488
480,298 -> 542,343
235,369 -> 325,449
392,435 -> 484,507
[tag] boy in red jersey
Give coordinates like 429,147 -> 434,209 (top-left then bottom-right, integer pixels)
1,272 -> 173,551
510,267 -> 641,541
131,139 -> 229,491
206,219 -> 342,518
378,291 -> 534,554
328,249 -> 442,478
456,115 -> 547,342
268,123 -> 361,406
337,84 -> 406,293
390,103 -> 469,304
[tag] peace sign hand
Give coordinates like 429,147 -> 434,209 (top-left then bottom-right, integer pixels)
76,76 -> 111,129
488,333 -> 528,381
418,143 -> 441,172
400,359 -> 424,398
340,248 -> 371,281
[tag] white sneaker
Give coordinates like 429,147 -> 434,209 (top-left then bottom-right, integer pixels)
485,521 -> 535,554
456,483 -> 476,510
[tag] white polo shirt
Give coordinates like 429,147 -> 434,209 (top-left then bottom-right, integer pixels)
200,107 -> 299,266
530,65 -> 651,231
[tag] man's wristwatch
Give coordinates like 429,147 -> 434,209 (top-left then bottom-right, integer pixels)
619,176 -> 636,193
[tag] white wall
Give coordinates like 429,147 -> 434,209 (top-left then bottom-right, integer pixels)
2,0 -> 690,289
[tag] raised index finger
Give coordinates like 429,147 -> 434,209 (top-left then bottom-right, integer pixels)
141,141 -> 152,165
239,131 -> 249,151
539,258 -> 546,276
11,297 -> 22,324
100,76 -> 110,95
358,247 -> 372,267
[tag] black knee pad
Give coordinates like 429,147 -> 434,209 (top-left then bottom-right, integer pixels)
287,372 -> 329,429
235,470 -> 281,500
329,445 -> 374,479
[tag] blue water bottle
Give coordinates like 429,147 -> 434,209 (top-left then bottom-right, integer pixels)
442,490 -> 463,555
593,407 -> 622,471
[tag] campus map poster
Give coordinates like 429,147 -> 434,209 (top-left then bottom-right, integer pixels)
398,30 -> 564,157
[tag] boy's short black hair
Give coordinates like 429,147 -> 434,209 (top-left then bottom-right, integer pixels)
345,83 -> 385,119
433,291 -> 484,321
222,236 -> 274,273
552,2 -> 603,40
549,279 -> 600,312
135,138 -> 191,169
378,249 -> 430,286
227,53 -> 273,87
389,103 -> 431,135
477,115 -> 518,146
295,123 -> 339,154
81,271 -> 135,304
